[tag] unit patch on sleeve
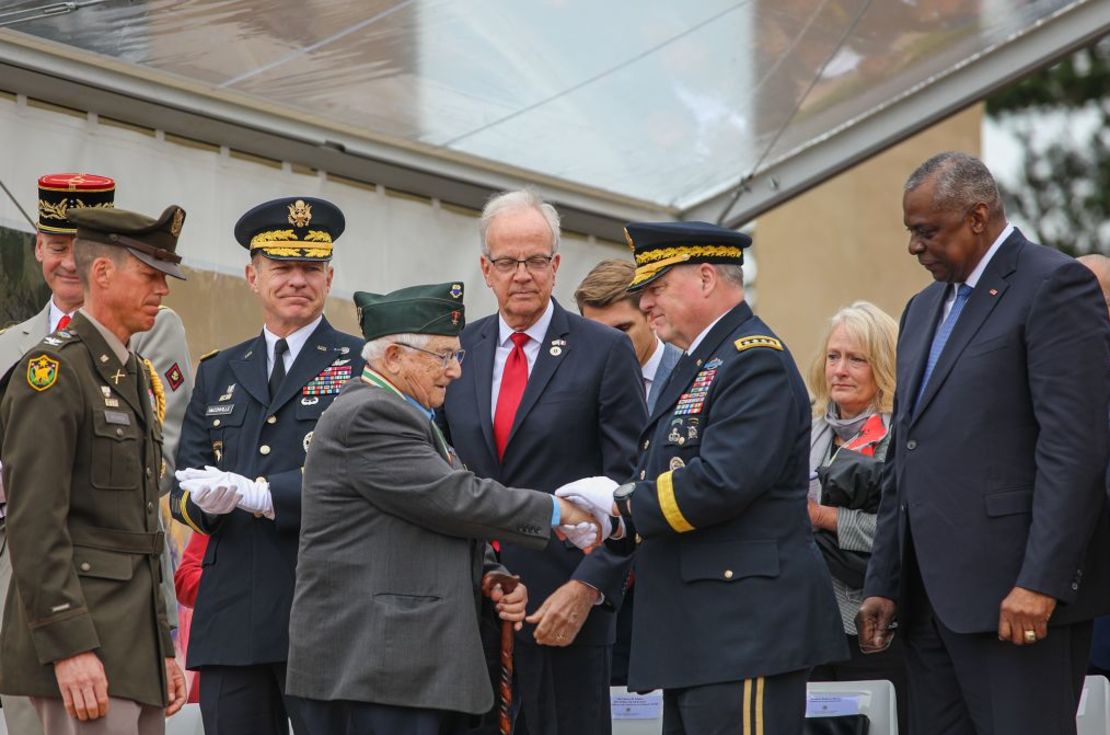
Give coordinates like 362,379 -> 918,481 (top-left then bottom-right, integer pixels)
27,354 -> 59,392
164,362 -> 185,391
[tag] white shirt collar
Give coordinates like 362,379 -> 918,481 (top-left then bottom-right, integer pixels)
963,223 -> 1014,290
263,315 -> 323,370
498,300 -> 554,347
641,337 -> 665,384
49,298 -> 73,333
686,312 -> 728,356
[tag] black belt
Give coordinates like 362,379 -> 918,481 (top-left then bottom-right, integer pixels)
70,526 -> 165,555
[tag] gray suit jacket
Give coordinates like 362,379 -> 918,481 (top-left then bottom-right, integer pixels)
286,379 -> 553,714
646,342 -> 682,413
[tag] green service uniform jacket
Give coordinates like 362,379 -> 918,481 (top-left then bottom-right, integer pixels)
0,312 -> 172,707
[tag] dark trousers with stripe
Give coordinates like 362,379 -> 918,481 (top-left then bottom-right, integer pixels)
661,669 -> 809,735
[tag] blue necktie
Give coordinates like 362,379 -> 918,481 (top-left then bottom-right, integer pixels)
915,284 -> 973,410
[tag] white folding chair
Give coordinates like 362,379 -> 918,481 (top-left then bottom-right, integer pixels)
1078,674 -> 1110,735
807,679 -> 898,735
611,686 -> 664,735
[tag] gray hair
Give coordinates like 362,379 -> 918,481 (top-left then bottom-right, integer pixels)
361,332 -> 432,365
905,152 -> 1004,219
73,238 -> 127,288
714,264 -> 745,288
479,189 -> 561,255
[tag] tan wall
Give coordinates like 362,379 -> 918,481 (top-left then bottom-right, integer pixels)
755,105 -> 983,381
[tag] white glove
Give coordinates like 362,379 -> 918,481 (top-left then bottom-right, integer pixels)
175,466 -> 273,519
559,521 -> 599,550
554,476 -> 619,541
178,477 -> 241,515
228,474 -> 274,519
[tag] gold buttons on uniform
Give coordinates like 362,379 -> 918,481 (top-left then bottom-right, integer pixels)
260,445 -> 271,455
212,419 -> 221,427
145,467 -> 152,478
80,562 -> 91,572
724,570 -> 734,580
147,502 -> 155,513
115,428 -> 124,437
267,415 -> 277,424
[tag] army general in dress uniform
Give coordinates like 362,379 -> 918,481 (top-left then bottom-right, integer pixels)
606,223 -> 846,735
169,197 -> 363,735
0,205 -> 190,734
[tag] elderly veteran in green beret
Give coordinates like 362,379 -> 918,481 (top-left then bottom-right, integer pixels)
0,205 -> 189,734
285,283 -> 600,735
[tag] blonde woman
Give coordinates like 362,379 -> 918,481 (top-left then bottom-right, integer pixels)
806,301 -> 907,731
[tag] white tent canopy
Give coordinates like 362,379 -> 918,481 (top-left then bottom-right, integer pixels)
1,0 -> 1107,238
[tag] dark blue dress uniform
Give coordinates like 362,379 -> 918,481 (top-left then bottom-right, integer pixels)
170,197 -> 364,735
613,222 -> 846,735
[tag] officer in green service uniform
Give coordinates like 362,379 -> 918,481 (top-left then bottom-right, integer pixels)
0,205 -> 190,734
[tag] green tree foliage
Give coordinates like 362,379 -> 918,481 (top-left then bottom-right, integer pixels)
985,35 -> 1110,255
0,226 -> 49,327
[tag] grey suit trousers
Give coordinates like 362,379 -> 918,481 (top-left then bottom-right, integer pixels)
1,524 -> 45,735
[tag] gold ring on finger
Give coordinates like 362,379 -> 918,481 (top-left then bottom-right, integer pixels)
1023,630 -> 1037,643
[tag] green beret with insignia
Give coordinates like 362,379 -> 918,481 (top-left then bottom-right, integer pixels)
68,205 -> 187,280
354,282 -> 466,342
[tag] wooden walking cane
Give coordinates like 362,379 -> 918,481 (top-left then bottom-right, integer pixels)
482,572 -> 521,735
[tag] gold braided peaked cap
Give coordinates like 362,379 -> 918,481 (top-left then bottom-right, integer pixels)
234,197 -> 345,261
625,220 -> 752,291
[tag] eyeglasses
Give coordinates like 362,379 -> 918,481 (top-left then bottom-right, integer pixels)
394,342 -> 465,368
487,254 -> 554,274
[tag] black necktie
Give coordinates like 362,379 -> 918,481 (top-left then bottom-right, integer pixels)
269,338 -> 288,401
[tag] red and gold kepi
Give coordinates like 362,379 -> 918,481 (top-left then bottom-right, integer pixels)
625,220 -> 751,292
37,173 -> 115,234
234,196 -> 345,261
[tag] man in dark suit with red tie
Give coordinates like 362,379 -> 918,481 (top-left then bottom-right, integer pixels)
858,153 -> 1110,734
440,190 -> 645,735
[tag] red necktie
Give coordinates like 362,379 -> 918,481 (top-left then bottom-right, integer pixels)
56,314 -> 71,331
493,333 -> 530,460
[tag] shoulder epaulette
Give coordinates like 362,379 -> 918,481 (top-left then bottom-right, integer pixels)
199,349 -> 221,362
735,335 -> 783,353
39,330 -> 79,349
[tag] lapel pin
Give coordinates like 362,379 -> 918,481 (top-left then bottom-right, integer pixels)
316,344 -> 327,352
989,288 -> 998,296
99,354 -> 109,363
550,346 -> 562,356
244,350 -> 253,359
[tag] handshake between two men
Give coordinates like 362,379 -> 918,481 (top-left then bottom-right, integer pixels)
552,476 -> 623,551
